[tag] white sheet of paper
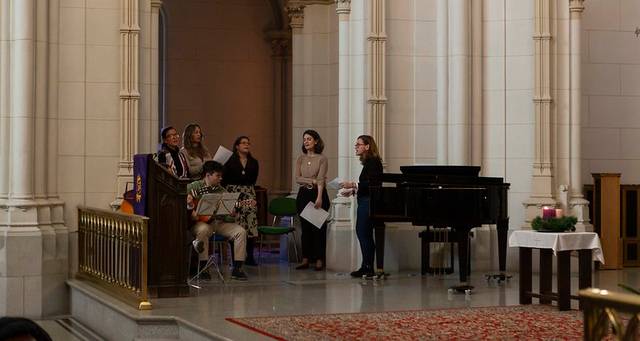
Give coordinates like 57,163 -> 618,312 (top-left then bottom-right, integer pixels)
327,177 -> 343,190
195,192 -> 240,216
213,145 -> 233,165
300,202 -> 329,229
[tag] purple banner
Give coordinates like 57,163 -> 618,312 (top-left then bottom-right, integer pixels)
133,154 -> 149,216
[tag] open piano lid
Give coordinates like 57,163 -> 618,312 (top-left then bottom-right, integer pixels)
399,165 -> 481,177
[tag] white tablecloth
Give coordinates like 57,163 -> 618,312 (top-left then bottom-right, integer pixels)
508,230 -> 605,264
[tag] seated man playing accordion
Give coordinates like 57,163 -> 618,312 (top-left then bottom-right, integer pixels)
187,160 -> 251,281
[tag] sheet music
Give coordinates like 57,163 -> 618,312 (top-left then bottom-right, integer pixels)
213,145 -> 233,165
300,202 -> 329,229
327,177 -> 343,190
195,192 -> 241,216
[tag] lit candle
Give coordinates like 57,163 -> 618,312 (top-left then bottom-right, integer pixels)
542,206 -> 556,219
555,208 -> 564,218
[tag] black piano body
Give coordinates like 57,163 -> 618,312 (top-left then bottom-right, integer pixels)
369,165 -> 510,282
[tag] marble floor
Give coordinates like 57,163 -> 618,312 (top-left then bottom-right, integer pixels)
144,258 -> 640,340
41,257 -> 640,340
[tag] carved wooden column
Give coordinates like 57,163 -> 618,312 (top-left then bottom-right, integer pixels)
117,0 -> 141,198
524,0 -> 556,227
568,0 -> 590,231
367,0 -> 386,160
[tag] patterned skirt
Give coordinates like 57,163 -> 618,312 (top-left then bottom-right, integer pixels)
226,184 -> 258,238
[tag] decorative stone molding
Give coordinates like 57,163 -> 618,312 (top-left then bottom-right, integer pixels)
335,0 -> 351,15
569,0 -> 585,12
286,5 -> 305,29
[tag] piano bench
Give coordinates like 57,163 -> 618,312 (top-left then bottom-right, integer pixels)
419,228 -> 455,275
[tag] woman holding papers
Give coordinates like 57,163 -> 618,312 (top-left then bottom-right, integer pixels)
180,123 -> 213,178
223,136 -> 260,266
295,130 -> 330,271
340,135 -> 383,278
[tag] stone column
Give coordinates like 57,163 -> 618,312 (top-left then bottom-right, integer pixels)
287,4 -> 305,192
568,0 -> 591,231
448,0 -> 471,165
0,0 -> 10,203
367,0 -> 386,160
0,0 -> 68,318
148,0 -> 163,151
269,30 -> 292,194
328,0 -> 359,272
523,0 -> 556,227
2,0 -> 42,318
470,0 -> 483,167
117,0 -> 141,199
436,0 -> 448,165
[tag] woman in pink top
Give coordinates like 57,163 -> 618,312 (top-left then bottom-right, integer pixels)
295,129 -> 329,271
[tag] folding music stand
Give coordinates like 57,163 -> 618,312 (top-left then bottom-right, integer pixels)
187,233 -> 226,288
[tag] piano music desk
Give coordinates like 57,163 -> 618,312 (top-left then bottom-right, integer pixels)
509,230 -> 604,311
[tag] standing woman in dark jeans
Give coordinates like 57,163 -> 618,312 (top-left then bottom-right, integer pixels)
340,135 -> 383,278
223,136 -> 260,265
295,129 -> 330,271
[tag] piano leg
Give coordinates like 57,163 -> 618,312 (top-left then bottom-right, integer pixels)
456,227 -> 470,283
374,223 -> 385,271
497,218 -> 509,272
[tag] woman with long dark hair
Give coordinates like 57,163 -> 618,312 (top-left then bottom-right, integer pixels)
223,136 -> 260,265
295,129 -> 329,271
180,123 -> 212,178
340,135 -> 383,278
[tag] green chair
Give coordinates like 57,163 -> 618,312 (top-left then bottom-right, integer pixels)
257,197 -> 299,262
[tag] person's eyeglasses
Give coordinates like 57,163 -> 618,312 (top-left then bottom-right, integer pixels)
354,143 -> 365,147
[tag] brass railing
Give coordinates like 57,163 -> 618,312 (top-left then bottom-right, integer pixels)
77,206 -> 151,310
581,288 -> 640,340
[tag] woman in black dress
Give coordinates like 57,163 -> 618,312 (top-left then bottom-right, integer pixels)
223,136 -> 259,265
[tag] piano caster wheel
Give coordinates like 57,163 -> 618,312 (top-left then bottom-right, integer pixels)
465,289 -> 472,295
485,273 -> 512,284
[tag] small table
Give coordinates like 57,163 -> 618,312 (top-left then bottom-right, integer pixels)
509,230 -> 604,311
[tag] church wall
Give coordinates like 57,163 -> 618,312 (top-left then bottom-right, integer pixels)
582,0 -> 640,184
291,4 -> 339,185
57,0 -> 121,231
384,0 -> 438,172
162,0 -> 277,189
482,0 -> 535,233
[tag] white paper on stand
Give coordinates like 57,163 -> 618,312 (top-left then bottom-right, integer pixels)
213,145 -> 233,165
327,177 -> 343,190
300,202 -> 330,229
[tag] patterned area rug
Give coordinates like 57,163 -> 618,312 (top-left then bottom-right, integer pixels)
226,305 -> 583,340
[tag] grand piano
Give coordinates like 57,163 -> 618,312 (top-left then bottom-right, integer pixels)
369,165 -> 510,282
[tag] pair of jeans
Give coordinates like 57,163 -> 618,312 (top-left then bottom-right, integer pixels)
355,196 -> 375,270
